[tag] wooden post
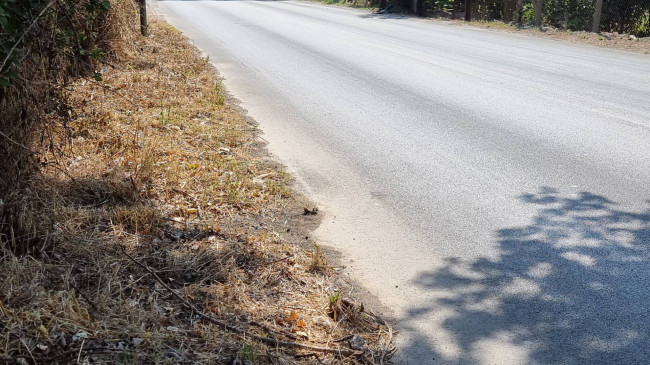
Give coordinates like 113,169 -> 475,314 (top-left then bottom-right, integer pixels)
416,0 -> 425,16
533,0 -> 543,27
592,0 -> 603,33
465,0 -> 472,21
139,0 -> 148,36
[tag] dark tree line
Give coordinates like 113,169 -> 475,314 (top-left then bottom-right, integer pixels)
408,0 -> 649,36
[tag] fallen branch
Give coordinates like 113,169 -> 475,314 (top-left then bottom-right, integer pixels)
119,245 -> 363,357
0,130 -> 36,153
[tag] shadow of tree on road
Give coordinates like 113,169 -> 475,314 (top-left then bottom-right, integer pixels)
403,188 -> 650,364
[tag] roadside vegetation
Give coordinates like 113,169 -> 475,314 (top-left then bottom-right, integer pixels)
0,1 -> 394,363
420,0 -> 650,37
448,18 -> 650,54
322,0 -> 650,53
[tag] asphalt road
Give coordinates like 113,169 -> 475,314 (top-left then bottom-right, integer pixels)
156,1 -> 650,363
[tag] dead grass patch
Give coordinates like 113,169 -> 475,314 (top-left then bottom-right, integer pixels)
0,17 -> 394,365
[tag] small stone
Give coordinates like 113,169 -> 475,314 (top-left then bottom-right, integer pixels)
303,207 -> 318,215
629,35 -> 638,41
348,335 -> 365,350
72,332 -> 88,342
58,334 -> 67,348
313,316 -> 332,327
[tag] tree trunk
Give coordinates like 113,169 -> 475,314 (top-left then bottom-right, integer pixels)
592,0 -> 603,33
139,0 -> 148,36
412,0 -> 425,16
516,0 -> 523,25
533,0 -> 543,27
465,0 -> 472,21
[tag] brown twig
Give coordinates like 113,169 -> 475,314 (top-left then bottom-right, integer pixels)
248,320 -> 298,341
68,280 -> 99,313
0,130 -> 36,153
334,335 -> 355,343
119,245 -> 362,357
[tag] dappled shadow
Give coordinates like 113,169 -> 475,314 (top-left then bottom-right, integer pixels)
404,188 -> 650,364
1,174 -> 146,256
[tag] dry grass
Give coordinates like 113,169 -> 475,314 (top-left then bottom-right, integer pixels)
0,15 -> 393,365
0,0 -> 141,255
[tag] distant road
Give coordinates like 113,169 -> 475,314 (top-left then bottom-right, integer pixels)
157,1 -> 650,363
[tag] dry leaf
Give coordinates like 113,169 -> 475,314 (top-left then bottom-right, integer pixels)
285,310 -> 298,322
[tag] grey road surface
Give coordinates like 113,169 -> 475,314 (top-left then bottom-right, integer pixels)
156,1 -> 650,363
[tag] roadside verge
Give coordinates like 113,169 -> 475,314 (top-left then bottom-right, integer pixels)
0,16 -> 394,364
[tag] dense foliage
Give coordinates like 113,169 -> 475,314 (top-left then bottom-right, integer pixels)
0,0 -> 112,86
602,0 -> 650,35
420,0 -> 650,36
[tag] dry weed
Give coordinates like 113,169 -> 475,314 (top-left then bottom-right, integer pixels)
0,12 -> 394,365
